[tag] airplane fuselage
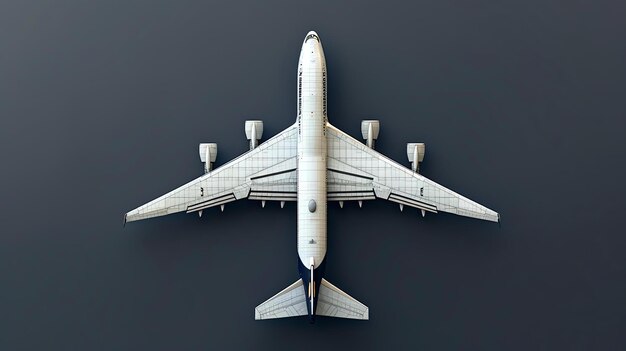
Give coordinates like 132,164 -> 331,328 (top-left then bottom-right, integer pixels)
296,32 -> 327,317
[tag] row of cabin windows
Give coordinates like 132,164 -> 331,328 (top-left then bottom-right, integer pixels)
322,70 -> 327,117
298,70 -> 302,117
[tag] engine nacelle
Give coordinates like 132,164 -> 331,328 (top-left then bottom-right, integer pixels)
199,143 -> 218,173
245,120 -> 264,150
406,143 -> 425,173
361,120 -> 380,149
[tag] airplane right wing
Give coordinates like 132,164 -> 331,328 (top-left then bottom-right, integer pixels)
326,123 -> 499,222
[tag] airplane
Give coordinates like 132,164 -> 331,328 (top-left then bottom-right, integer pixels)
124,31 -> 499,322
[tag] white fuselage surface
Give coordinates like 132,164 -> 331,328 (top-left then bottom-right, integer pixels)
297,33 -> 327,271
296,32 -> 328,315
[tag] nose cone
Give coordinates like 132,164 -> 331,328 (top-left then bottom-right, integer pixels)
299,30 -> 325,67
304,31 -> 320,43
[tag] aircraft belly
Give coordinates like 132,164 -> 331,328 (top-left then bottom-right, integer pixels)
297,156 -> 327,269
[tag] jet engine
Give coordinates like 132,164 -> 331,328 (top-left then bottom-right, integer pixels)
199,143 -> 217,173
361,120 -> 380,149
245,120 -> 264,150
406,143 -> 425,173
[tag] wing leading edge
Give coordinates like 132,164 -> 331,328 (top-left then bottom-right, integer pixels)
326,123 -> 499,222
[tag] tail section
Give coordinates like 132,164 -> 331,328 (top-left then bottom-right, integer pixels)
254,278 -> 368,321
316,279 -> 369,320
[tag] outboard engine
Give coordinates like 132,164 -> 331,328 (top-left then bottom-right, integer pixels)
361,120 -> 380,149
406,143 -> 425,173
245,120 -> 264,150
199,143 -> 217,173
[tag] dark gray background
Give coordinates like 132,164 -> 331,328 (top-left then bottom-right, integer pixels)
1,0 -> 625,350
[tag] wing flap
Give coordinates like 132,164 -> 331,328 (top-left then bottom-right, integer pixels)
388,192 -> 438,213
249,157 -> 297,201
186,192 -> 238,213
327,157 -> 375,201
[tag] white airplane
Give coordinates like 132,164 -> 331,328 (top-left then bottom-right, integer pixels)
125,31 -> 499,322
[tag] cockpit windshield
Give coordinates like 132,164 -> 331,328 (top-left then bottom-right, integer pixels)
305,33 -> 319,42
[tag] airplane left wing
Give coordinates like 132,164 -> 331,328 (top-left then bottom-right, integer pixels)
255,279 -> 308,320
326,124 -> 499,222
125,123 -> 298,223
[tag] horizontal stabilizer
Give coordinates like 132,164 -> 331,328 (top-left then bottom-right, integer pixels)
255,279 -> 307,320
316,279 -> 369,320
